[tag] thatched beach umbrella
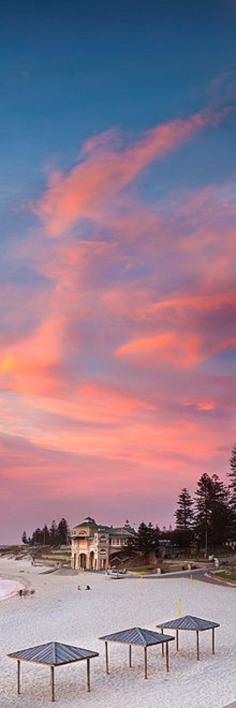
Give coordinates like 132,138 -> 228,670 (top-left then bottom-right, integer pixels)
8,641 -> 99,702
157,615 -> 220,659
99,626 -> 174,678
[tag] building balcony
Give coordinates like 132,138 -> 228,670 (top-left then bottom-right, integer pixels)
72,534 -> 94,540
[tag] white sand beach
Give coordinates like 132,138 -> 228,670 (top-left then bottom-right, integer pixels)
0,558 -> 235,708
0,577 -> 23,602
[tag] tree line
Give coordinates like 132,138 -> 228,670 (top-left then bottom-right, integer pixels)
129,445 -> 236,558
22,518 -> 70,546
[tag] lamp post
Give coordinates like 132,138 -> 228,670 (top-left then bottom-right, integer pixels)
205,518 -> 208,558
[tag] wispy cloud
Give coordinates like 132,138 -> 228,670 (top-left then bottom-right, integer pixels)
34,108 -> 225,236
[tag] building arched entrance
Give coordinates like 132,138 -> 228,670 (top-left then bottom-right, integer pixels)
79,553 -> 87,569
99,550 -> 108,570
89,551 -> 95,570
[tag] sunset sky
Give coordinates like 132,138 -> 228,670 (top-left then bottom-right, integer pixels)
1,0 -> 236,542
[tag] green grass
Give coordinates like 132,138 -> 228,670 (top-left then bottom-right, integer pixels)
130,565 -> 157,573
46,551 -> 71,557
35,551 -> 71,564
37,550 -> 71,558
213,568 -> 236,584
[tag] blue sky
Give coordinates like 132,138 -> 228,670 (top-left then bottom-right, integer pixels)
1,0 -> 236,197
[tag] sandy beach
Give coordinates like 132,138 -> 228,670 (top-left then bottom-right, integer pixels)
0,558 -> 236,708
0,577 -> 23,602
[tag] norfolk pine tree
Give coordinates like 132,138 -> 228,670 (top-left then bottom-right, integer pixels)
228,444 -> 236,514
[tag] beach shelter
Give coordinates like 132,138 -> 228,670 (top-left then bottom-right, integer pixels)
99,626 -> 174,678
157,615 -> 220,660
8,641 -> 99,702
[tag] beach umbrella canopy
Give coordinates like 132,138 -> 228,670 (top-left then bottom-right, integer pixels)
8,641 -> 98,665
157,615 -> 220,631
99,627 -> 174,646
157,615 -> 220,659
8,641 -> 99,702
99,627 -> 174,678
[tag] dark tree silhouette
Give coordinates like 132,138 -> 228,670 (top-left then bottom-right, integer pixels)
24,518 -> 70,546
31,527 -> 43,545
42,524 -> 50,545
49,520 -> 58,545
22,531 -> 28,544
175,488 -> 194,529
129,522 -> 160,559
228,444 -> 236,513
57,518 -> 69,545
194,473 -> 231,554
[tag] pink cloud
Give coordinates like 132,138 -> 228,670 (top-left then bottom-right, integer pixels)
1,390 -> 231,472
115,331 -> 202,368
10,381 -> 157,428
35,108 -> 223,236
1,109 -> 235,540
0,315 -> 67,396
149,291 -> 236,316
183,398 -> 217,412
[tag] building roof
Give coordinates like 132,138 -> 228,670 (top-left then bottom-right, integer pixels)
8,642 -> 99,666
157,615 -> 220,632
99,627 -> 174,646
98,525 -> 135,537
74,517 -> 97,529
73,517 -> 136,536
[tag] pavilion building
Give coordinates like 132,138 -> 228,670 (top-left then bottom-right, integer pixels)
71,516 -> 136,570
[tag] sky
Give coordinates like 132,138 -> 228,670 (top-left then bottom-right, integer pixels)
1,0 -> 236,542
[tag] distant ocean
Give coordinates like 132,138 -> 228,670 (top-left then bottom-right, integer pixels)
0,577 -> 22,601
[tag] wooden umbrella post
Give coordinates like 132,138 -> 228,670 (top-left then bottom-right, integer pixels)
176,630 -> 179,652
144,646 -> 148,679
17,660 -> 21,695
161,628 -> 164,657
196,631 -> 200,661
129,645 -> 132,668
87,658 -> 90,692
212,628 -> 215,655
105,641 -> 109,674
165,642 -> 169,673
50,666 -> 55,702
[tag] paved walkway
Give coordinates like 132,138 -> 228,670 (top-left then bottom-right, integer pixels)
135,567 -> 236,587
